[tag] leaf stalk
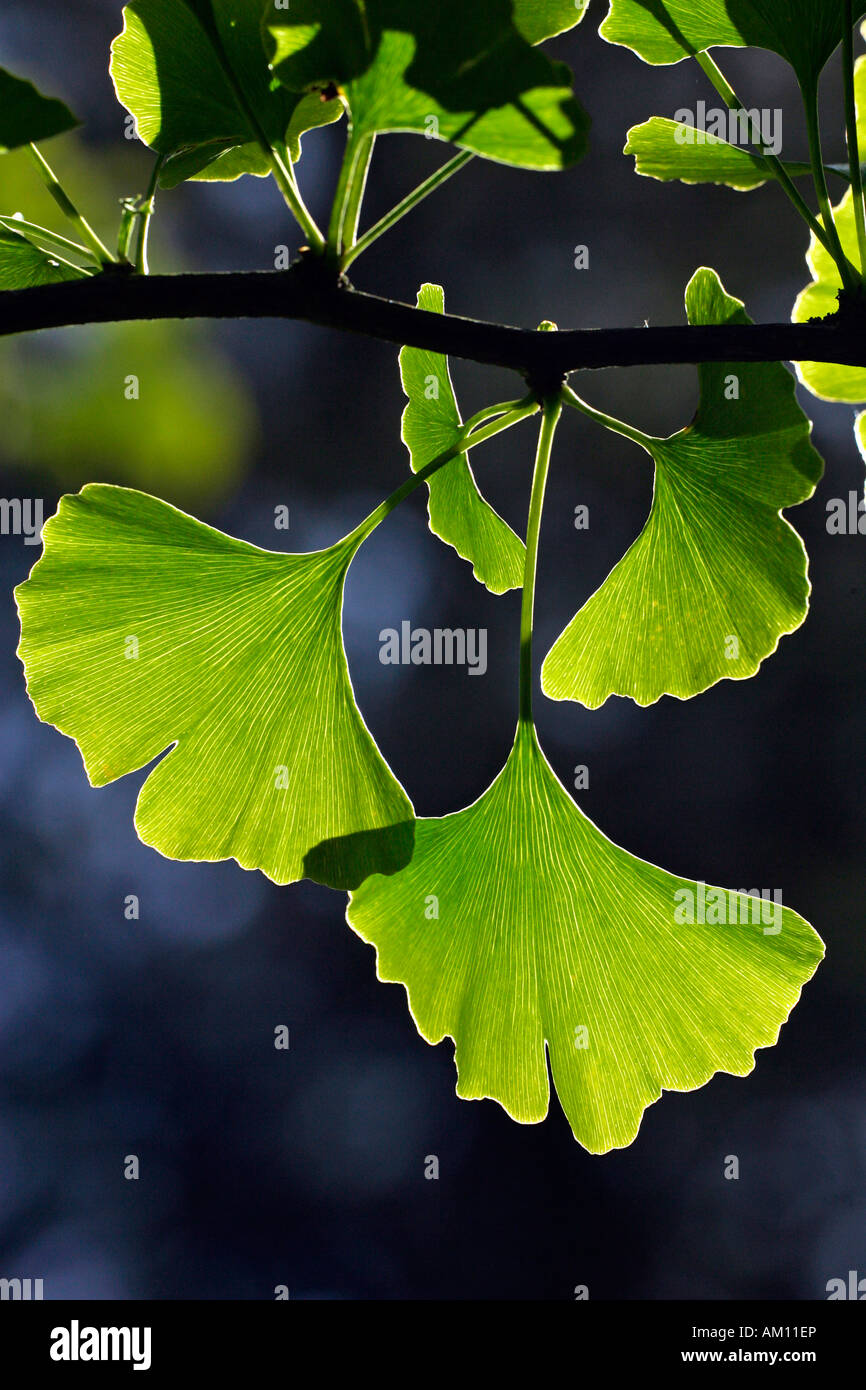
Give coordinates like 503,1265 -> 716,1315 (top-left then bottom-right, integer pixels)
519,392 -> 561,726
352,397 -> 538,545
27,145 -> 115,266
694,52 -> 836,260
341,150 -> 474,271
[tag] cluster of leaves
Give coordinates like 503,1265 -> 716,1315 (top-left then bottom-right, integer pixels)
6,1 -> 861,1151
619,4 -> 866,441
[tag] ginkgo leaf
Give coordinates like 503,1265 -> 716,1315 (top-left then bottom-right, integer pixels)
0,224 -> 89,290
624,116 -> 823,190
399,284 -> 525,595
0,67 -> 79,153
626,117 -> 771,189
601,0 -> 866,90
792,189 -> 866,401
792,57 -> 866,402
157,91 -> 343,187
348,722 -> 824,1155
266,0 -> 590,171
542,268 -> 823,708
110,0 -> 342,186
15,485 -> 414,890
512,0 -> 590,45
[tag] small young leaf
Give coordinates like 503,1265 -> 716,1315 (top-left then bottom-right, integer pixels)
601,1 -> 866,89
399,284 -> 525,595
110,0 -> 341,185
625,117 -> 771,190
625,117 -> 832,191
0,224 -> 88,290
0,67 -> 79,153
348,724 -> 824,1154
15,486 -> 414,890
266,0 -> 591,171
542,268 -> 823,708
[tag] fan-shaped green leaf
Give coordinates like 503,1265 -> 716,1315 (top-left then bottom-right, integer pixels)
15,485 -> 414,890
348,723 -> 824,1154
601,0 -> 866,89
0,67 -> 79,153
266,0 -> 590,170
399,284 -> 525,595
542,268 -> 823,708
110,0 -> 341,185
0,224 -> 88,290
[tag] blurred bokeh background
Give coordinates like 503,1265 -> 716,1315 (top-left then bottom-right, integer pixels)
1,0 -> 865,1300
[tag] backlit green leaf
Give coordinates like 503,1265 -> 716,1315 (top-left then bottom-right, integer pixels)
792,190 -> 866,401
266,0 -> 591,170
601,0 -> 866,89
625,116 -> 770,189
15,485 -> 414,890
110,0 -> 341,185
0,224 -> 88,290
542,268 -> 823,708
792,54 -> 866,402
0,67 -> 79,153
399,284 -> 525,595
348,723 -> 824,1154
512,0 -> 590,45
625,117 -> 835,190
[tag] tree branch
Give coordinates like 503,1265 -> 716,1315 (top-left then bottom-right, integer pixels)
1,268 -> 864,382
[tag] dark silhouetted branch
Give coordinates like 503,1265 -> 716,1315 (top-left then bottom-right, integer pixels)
1,268 -> 863,384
